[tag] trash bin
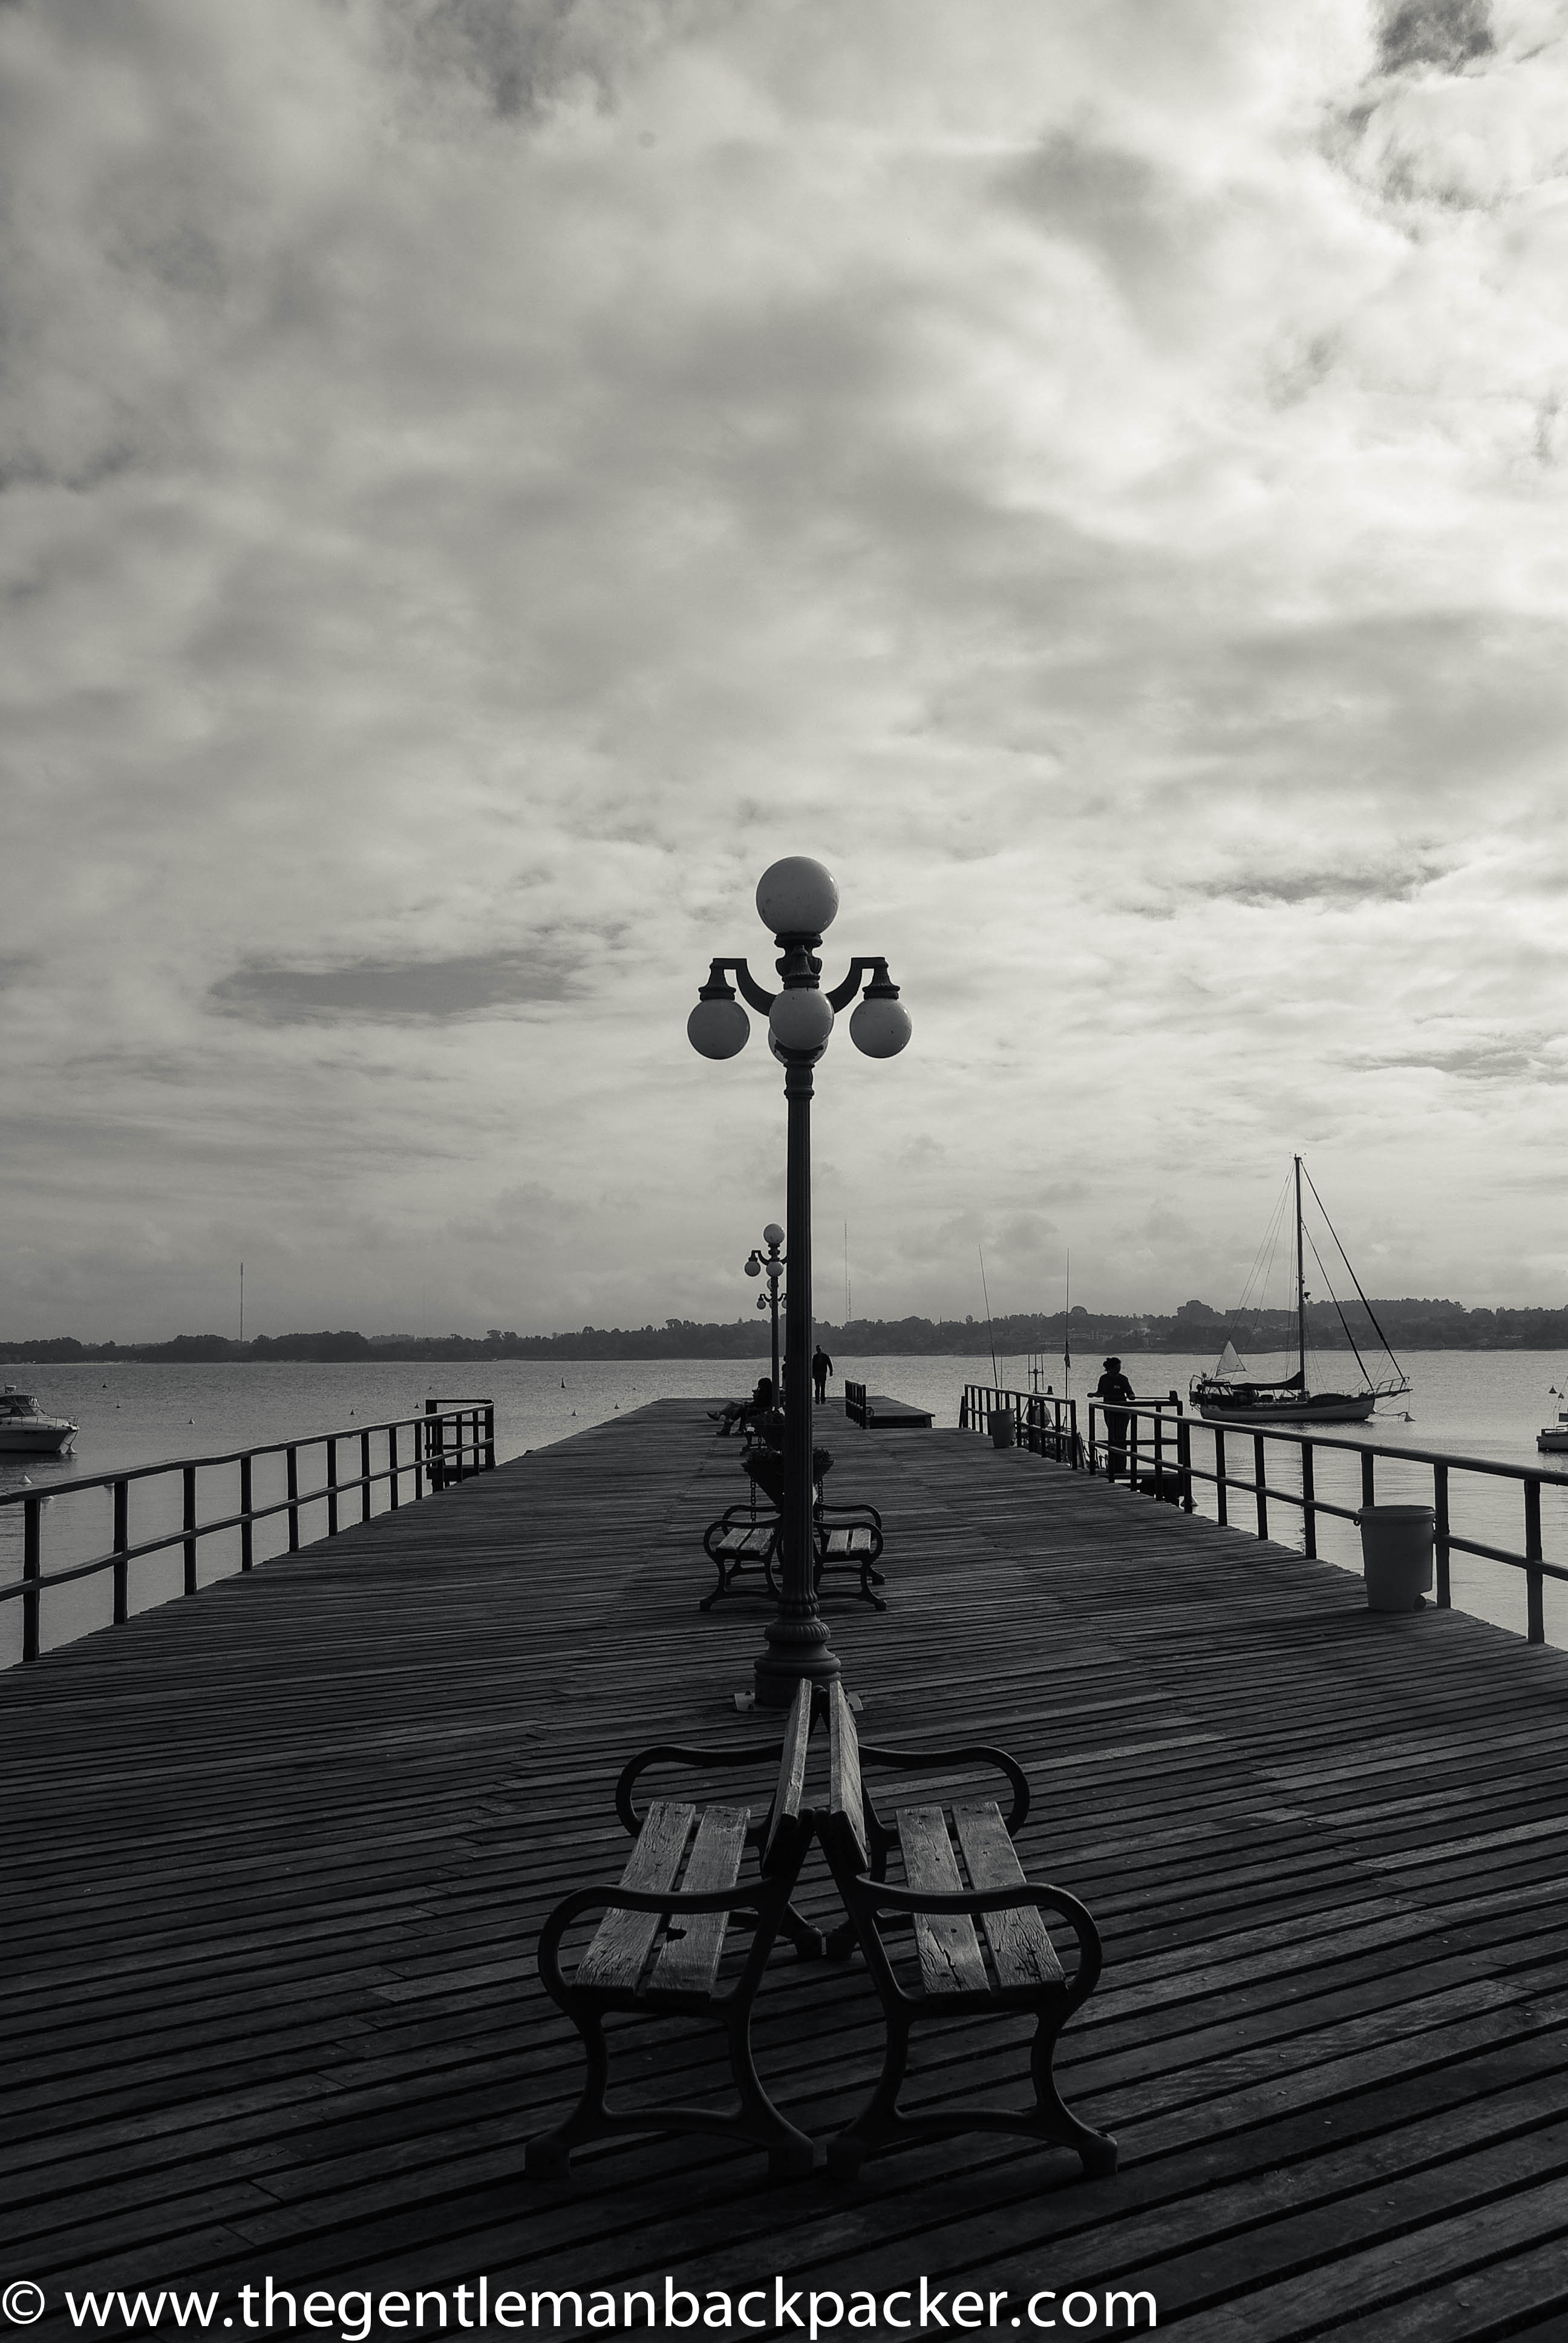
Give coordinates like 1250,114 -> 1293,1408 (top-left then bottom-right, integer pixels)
1355,1504 -> 1434,1613
990,1407 -> 1015,1450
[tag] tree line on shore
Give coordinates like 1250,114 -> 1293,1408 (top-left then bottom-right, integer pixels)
4,1296 -> 1568,1365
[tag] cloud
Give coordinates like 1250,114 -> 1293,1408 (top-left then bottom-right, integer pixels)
2,0 -> 1567,1337
211,950 -> 580,1023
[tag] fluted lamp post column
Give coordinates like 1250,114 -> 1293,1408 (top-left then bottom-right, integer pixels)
745,1225 -> 786,1395
688,857 -> 911,1708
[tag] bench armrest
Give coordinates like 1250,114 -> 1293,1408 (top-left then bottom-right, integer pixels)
842,1878 -> 1103,2007
855,1741 -> 1030,1835
615,1742 -> 787,1838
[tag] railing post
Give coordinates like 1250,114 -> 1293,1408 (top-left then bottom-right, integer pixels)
423,1397 -> 439,1494
326,1437 -> 339,1536
1253,1432 -> 1267,1540
1087,1403 -> 1098,1474
1434,1461 -> 1450,1609
183,1465 -> 198,1596
484,1404 -> 495,1472
1301,1441 -> 1316,1559
1153,1407 -> 1164,1491
1526,1477 -> 1544,1645
1128,1410 -> 1139,1491
240,1454 -> 253,1570
389,1421 -> 401,1509
1361,1449 -> 1376,1512
1067,1398 -> 1079,1470
959,1388 -> 969,1430
361,1428 -> 373,1521
113,1478 -> 130,1623
1177,1414 -> 1194,1512
287,1446 -> 299,1551
23,1494 -> 41,1664
1214,1427 -> 1227,1527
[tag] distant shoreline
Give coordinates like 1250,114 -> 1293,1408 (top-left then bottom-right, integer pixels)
4,1307 -> 1568,1370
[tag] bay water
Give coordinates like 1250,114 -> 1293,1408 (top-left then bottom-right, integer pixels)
4,1347 -> 1567,1664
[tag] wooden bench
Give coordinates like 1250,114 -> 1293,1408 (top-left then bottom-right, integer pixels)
816,1680 -> 1116,2181
701,1496 -> 887,1611
527,1680 -> 818,2181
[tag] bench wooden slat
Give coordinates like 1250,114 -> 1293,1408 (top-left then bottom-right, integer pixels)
898,1803 -> 989,1994
828,1681 -> 869,1871
575,1800 -> 694,1992
763,1680 -> 812,1869
952,1800 -> 1064,1990
820,1529 -> 875,1557
646,1804 -> 750,1996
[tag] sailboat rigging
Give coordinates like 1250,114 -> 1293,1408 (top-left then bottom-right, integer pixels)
1191,1158 -> 1410,1425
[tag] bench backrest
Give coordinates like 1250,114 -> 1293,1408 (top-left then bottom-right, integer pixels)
762,1678 -> 814,1872
825,1679 -> 869,1871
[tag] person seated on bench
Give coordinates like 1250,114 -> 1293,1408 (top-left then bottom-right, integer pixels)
708,1375 -> 776,1437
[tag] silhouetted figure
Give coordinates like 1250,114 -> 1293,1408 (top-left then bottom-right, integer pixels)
1095,1355 -> 1135,1482
812,1346 -> 833,1404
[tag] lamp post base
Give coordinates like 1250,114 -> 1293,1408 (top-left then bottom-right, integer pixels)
753,1616 -> 842,1709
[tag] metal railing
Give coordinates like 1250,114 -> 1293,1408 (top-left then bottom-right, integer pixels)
959,1384 -> 1084,1467
0,1398 -> 495,1665
969,1386 -> 1568,1648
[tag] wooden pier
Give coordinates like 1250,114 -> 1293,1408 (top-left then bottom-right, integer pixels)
8,1401 -> 1568,2337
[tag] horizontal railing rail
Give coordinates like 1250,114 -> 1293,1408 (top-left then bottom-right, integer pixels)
959,1384 -> 1084,1468
1065,1396 -> 1568,1647
1,1398 -> 496,1665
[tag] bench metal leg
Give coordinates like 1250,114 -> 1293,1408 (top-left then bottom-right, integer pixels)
527,2002 -> 815,2182
1030,2014 -> 1118,2178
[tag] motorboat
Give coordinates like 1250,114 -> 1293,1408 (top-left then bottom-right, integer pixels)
1538,1409 -> 1568,1454
1192,1158 -> 1410,1427
0,1386 -> 79,1455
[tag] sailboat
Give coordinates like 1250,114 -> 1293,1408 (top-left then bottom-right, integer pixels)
1191,1158 -> 1410,1426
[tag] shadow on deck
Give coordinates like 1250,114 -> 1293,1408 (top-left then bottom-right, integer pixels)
7,1400 -> 1568,2339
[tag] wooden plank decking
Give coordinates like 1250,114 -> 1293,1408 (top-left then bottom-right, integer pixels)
7,1400 -> 1568,2338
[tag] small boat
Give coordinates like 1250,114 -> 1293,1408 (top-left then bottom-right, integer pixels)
0,1385 -> 79,1455
1538,1409 -> 1568,1454
1192,1158 -> 1410,1426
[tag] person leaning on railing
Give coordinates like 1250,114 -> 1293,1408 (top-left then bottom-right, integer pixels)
1094,1357 -> 1136,1483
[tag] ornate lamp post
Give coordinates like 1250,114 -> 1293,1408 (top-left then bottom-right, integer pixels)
688,857 -> 910,1708
745,1225 -> 786,1394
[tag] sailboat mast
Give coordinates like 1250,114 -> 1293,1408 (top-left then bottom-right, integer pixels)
1294,1156 -> 1306,1382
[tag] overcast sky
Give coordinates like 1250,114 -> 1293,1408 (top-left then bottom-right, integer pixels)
3,0 -> 1566,1341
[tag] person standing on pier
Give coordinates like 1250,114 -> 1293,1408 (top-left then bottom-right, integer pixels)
1096,1355 -> 1136,1481
812,1344 -> 833,1404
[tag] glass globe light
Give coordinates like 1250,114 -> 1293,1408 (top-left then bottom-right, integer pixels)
688,996 -> 750,1060
756,856 -> 839,938
745,1255 -> 762,1277
850,995 -> 912,1058
763,1223 -> 784,1247
769,987 -> 834,1053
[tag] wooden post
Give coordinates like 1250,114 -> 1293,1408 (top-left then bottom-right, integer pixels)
388,1421 -> 400,1509
423,1397 -> 439,1494
1434,1461 -> 1450,1609
361,1428 -> 373,1521
287,1446 -> 299,1551
1214,1427 -> 1227,1527
1301,1442 -> 1317,1559
1153,1407 -> 1163,1492
183,1465 -> 198,1596
113,1479 -> 129,1624
1067,1398 -> 1079,1470
240,1454 -> 253,1571
1361,1449 -> 1376,1512
1177,1414 -> 1194,1512
483,1404 -> 495,1472
326,1438 -> 339,1536
1253,1432 -> 1267,1540
1087,1404 -> 1098,1474
1526,1477 -> 1544,1645
23,1494 -> 41,1664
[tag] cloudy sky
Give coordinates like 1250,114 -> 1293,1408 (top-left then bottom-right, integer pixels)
3,0 -> 1567,1340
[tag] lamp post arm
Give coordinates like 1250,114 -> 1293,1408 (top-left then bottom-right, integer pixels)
704,957 -> 777,1015
826,957 -> 898,1012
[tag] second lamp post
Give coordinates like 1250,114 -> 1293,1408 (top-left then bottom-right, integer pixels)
745,1225 -> 785,1395
689,856 -> 910,1708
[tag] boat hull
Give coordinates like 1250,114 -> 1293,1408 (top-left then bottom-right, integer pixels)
1538,1431 -> 1568,1453
0,1423 -> 77,1455
1197,1393 -> 1377,1427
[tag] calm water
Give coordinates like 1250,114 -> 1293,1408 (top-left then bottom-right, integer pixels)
3,1348 -> 1567,1663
